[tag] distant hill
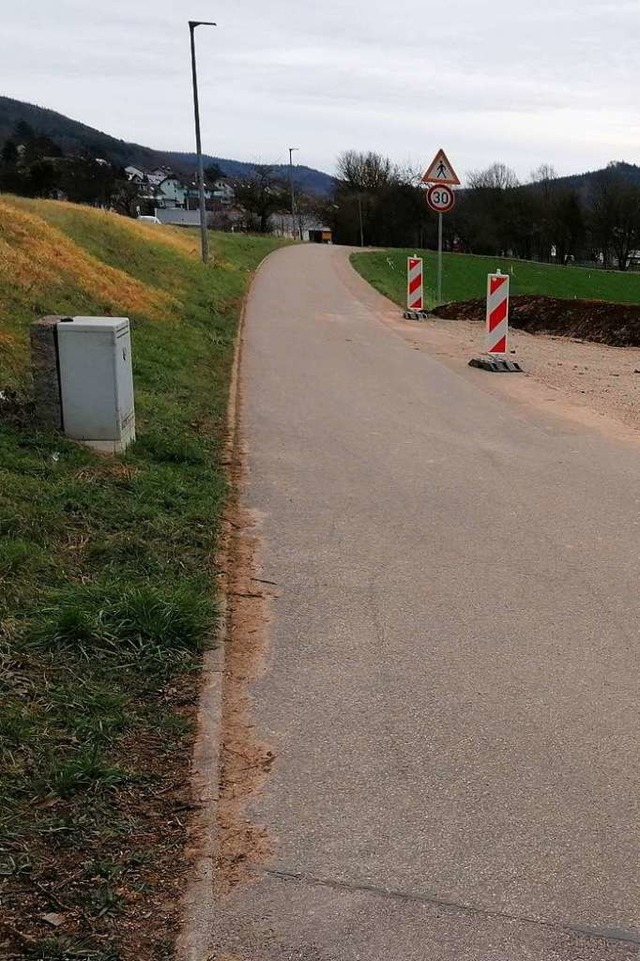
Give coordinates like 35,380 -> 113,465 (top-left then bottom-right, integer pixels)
0,96 -> 336,196
163,151 -> 332,197
542,162 -> 640,196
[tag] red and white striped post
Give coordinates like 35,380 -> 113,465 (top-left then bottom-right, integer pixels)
486,271 -> 510,354
407,257 -> 424,312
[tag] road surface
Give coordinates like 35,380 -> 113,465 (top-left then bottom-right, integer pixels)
208,245 -> 640,960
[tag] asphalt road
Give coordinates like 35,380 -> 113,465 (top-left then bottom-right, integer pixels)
209,244 -> 640,960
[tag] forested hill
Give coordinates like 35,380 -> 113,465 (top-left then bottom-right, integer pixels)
552,161 -> 640,195
0,96 -> 336,196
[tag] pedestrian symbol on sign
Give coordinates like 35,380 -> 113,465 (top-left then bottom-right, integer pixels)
422,149 -> 461,187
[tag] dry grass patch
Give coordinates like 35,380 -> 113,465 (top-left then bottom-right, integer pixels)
0,199 -> 171,320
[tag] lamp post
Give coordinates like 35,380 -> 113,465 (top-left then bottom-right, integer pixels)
289,147 -> 299,240
189,20 -> 216,264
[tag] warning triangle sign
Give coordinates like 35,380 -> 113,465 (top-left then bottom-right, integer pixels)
421,149 -> 460,186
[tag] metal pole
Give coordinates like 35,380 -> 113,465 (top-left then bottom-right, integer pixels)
437,212 -> 443,303
189,20 -> 216,264
289,147 -> 299,240
358,194 -> 364,247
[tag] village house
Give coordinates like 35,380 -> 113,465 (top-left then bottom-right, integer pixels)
125,165 -> 235,211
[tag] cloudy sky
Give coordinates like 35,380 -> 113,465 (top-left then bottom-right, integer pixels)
2,0 -> 639,182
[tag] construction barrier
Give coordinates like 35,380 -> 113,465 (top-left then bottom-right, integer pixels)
407,257 -> 424,312
486,271 -> 510,354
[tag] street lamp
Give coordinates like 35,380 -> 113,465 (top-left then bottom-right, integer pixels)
189,20 -> 216,264
289,147 -> 299,240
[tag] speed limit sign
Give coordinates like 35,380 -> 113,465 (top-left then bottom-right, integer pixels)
426,184 -> 456,213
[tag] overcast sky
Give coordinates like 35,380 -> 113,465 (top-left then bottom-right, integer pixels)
2,0 -> 639,182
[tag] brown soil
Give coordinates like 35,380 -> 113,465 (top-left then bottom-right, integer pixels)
435,295 -> 640,347
0,677 -> 198,960
213,288 -> 277,899
216,500 -> 275,896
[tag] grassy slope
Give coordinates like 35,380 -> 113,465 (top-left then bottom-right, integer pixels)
0,197 -> 283,959
351,248 -> 640,310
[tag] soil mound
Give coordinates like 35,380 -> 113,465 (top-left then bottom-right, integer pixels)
434,295 -> 640,348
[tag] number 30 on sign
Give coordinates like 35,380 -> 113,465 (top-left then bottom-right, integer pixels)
426,184 -> 456,213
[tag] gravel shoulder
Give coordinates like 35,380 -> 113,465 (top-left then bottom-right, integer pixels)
383,313 -> 640,442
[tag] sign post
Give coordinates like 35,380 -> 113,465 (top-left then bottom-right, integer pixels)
437,213 -> 443,304
422,150 -> 460,305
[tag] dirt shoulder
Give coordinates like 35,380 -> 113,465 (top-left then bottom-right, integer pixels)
335,249 -> 640,442
383,312 -> 640,441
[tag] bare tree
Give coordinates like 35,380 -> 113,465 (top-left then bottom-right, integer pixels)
590,170 -> 640,270
333,151 -> 408,247
529,163 -> 558,185
467,162 -> 520,190
526,164 -> 584,263
233,165 -> 288,233
456,163 -> 521,256
336,151 -> 396,191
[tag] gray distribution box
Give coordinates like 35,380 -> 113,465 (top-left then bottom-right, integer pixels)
57,317 -> 136,453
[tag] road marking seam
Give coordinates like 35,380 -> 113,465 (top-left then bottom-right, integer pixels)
260,868 -> 640,948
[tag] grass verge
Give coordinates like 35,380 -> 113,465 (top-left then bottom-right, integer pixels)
351,248 -> 640,309
0,196 -> 284,959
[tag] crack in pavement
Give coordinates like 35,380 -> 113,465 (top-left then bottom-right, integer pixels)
260,867 -> 640,948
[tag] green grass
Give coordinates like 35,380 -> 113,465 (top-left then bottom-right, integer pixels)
352,248 -> 640,309
0,197 -> 284,957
